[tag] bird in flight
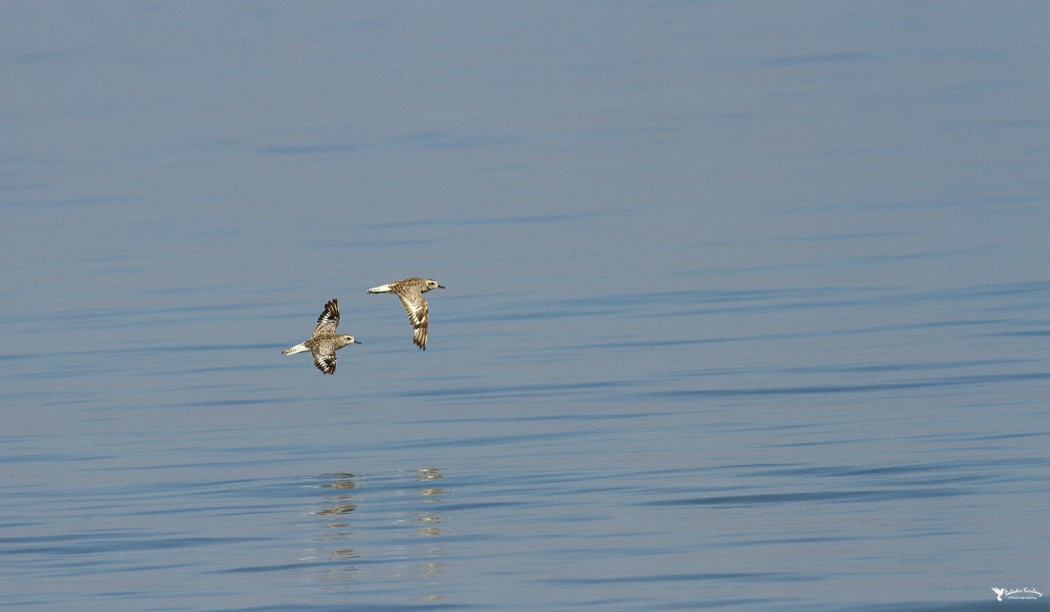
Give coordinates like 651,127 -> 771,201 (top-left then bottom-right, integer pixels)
282,299 -> 361,374
368,278 -> 444,350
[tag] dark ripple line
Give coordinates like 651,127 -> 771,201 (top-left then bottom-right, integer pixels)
407,411 -> 660,425
1,536 -> 255,556
390,429 -> 589,450
409,379 -> 637,399
998,330 -> 1050,337
763,51 -> 875,66
231,603 -> 475,611
214,557 -> 398,574
740,459 -> 1035,479
546,571 -> 816,585
653,372 -> 1050,398
179,398 -> 286,408
643,487 -> 966,508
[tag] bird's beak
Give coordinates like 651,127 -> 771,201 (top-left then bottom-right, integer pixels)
438,284 -> 445,289
353,339 -> 362,344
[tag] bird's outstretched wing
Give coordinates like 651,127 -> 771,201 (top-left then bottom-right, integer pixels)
312,346 -> 338,374
312,299 -> 340,337
395,286 -> 429,350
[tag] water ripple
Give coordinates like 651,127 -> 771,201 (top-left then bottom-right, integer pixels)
652,371 -> 1050,398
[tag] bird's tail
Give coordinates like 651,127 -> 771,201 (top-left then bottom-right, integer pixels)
282,343 -> 309,355
367,284 -> 392,293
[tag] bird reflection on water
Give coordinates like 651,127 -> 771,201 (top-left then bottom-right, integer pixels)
314,473 -> 359,567
308,468 -> 448,601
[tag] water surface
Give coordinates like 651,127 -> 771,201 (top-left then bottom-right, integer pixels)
2,3 -> 1049,609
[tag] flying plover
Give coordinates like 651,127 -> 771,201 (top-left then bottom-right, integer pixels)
282,299 -> 361,374
367,277 -> 444,350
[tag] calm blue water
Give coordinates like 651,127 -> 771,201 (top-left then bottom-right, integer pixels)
3,3 -> 1049,609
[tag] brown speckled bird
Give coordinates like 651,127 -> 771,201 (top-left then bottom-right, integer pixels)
282,299 -> 360,374
367,278 -> 444,350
